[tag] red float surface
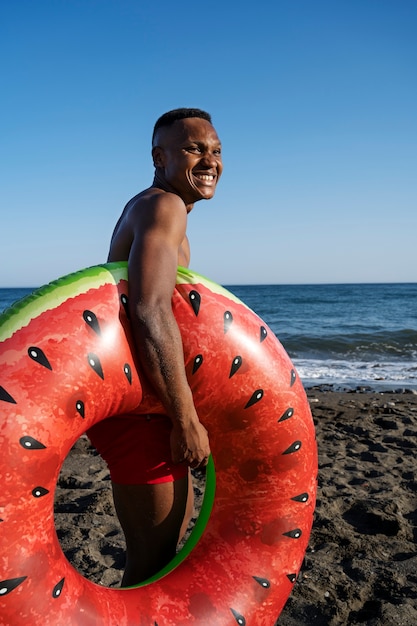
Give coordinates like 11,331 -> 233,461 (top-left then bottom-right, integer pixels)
0,263 -> 317,625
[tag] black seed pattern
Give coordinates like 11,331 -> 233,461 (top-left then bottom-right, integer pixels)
224,311 -> 233,333
278,407 -> 294,422
19,436 -> 46,450
283,528 -> 302,539
76,400 -> 85,418
87,353 -> 104,379
253,576 -> 271,589
124,363 -> 132,384
283,440 -> 302,455
0,576 -> 27,596
28,346 -> 52,370
1,277 -> 313,621
192,354 -> 203,374
52,578 -> 65,598
83,310 -> 101,335
292,493 -> 309,503
0,386 -> 16,404
189,290 -> 201,315
229,356 -> 242,378
245,389 -> 264,409
32,486 -> 49,498
121,294 -> 130,319
230,608 -> 246,625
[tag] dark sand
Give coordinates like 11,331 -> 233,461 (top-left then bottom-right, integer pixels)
54,389 -> 417,625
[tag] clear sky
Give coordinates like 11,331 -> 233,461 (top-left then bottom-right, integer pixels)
1,0 -> 416,287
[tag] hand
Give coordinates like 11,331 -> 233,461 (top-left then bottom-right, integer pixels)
170,418 -> 210,469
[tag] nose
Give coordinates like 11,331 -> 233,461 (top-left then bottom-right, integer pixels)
201,151 -> 221,169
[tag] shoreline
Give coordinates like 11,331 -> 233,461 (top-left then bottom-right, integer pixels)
55,388 -> 417,625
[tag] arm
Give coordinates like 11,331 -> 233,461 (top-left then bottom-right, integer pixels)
126,194 -> 210,467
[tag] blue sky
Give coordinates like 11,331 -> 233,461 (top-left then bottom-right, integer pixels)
1,0 -> 416,287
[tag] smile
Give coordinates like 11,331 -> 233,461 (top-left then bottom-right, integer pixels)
194,174 -> 215,182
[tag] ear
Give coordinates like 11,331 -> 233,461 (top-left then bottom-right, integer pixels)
152,146 -> 165,168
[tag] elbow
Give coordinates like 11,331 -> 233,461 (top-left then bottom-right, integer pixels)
131,300 -> 172,329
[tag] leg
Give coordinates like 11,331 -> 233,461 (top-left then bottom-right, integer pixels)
112,470 -> 194,586
87,414 -> 194,585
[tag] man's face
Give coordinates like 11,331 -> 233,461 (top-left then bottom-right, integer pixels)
152,117 -> 223,205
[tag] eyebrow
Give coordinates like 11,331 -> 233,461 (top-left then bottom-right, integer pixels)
185,139 -> 222,148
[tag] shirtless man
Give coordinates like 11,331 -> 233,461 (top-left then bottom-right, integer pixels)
87,108 -> 223,586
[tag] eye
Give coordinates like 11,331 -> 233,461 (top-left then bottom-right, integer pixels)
186,145 -> 202,153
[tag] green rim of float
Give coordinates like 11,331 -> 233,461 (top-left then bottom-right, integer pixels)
136,456 -> 216,587
0,266 -> 111,341
0,262 -> 246,342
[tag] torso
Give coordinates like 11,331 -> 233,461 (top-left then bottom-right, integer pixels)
177,241 -> 190,267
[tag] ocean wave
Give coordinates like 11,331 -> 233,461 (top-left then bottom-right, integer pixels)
281,328 -> 417,361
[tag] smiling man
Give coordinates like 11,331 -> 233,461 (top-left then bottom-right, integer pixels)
87,108 -> 223,585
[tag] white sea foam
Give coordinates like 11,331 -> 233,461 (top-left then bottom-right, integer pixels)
294,358 -> 417,390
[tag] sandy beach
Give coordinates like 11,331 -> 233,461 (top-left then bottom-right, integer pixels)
54,388 -> 417,625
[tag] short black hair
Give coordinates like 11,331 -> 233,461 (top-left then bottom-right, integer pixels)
152,108 -> 212,145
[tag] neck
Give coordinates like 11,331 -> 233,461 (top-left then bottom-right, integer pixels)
152,171 -> 172,193
152,171 -> 194,213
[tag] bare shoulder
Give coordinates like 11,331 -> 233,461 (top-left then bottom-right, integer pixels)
124,190 -> 188,245
108,189 -> 187,263
127,188 -> 187,226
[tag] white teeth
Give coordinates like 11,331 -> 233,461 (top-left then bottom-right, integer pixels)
196,174 -> 214,181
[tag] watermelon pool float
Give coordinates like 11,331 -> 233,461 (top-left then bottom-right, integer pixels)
0,263 -> 317,625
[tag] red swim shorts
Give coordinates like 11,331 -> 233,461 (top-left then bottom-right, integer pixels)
87,414 -> 188,485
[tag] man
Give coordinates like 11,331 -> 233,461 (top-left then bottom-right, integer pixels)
87,108 -> 223,586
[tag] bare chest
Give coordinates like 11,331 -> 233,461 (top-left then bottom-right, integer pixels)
178,236 -> 190,268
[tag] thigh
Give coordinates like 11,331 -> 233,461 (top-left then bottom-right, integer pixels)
112,477 -> 190,541
111,474 -> 194,584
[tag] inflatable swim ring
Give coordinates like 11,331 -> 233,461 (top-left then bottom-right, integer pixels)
0,262 -> 317,625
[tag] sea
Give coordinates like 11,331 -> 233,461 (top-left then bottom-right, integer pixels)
1,283 -> 417,391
